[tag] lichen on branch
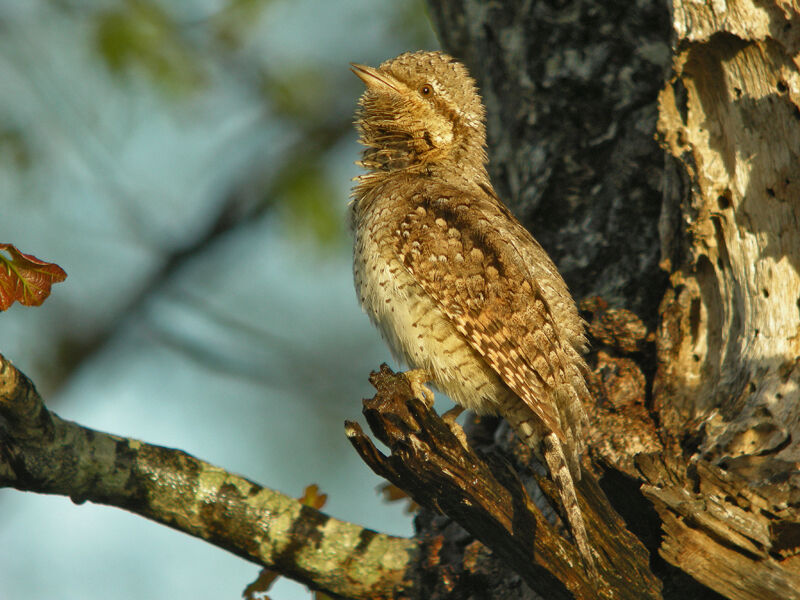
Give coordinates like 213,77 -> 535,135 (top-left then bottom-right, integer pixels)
0,353 -> 415,600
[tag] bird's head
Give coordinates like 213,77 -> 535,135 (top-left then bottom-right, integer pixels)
352,51 -> 488,177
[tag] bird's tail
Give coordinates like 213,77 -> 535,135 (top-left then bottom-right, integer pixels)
498,396 -> 594,570
543,432 -> 594,570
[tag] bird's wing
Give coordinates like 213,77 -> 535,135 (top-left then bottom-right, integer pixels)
394,186 -> 581,442
477,183 -> 589,358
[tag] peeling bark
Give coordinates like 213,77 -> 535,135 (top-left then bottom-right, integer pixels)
646,0 -> 800,595
655,1 -> 800,458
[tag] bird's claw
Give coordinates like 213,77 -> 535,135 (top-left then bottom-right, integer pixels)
403,369 -> 435,408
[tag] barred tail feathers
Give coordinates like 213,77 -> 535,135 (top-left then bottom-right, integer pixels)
543,432 -> 594,569
496,385 -> 583,480
497,394 -> 594,569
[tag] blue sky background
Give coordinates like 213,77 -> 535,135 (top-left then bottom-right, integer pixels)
0,2 -> 439,598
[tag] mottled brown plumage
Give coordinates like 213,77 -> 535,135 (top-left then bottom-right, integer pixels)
349,51 -> 593,566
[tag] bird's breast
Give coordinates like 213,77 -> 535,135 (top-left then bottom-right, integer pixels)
351,192 -> 511,415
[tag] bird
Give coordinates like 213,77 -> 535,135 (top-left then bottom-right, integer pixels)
349,50 -> 594,567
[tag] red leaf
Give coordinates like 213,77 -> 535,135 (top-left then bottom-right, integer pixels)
0,244 -> 67,310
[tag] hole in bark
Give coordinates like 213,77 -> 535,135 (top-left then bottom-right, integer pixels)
673,78 -> 689,124
763,288 -> 770,298
773,522 -> 800,556
717,192 -> 731,209
749,381 -> 757,394
689,297 -> 701,343
777,80 -> 788,93
733,87 -> 742,99
682,429 -> 704,457
692,353 -> 700,362
767,187 -> 776,197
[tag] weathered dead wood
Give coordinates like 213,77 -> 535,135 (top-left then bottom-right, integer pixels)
644,1 -> 800,596
583,300 -> 800,598
346,364 -> 661,600
422,1 -> 800,598
634,453 -> 800,600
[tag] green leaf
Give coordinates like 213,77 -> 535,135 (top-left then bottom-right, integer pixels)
93,0 -> 205,94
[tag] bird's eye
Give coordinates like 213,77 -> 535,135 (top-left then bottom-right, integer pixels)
419,84 -> 433,97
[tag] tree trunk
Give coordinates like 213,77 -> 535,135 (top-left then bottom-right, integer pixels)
413,0 -> 800,598
649,1 -> 800,595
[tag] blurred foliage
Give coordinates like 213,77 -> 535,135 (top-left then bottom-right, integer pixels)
0,127 -> 31,169
57,0 -> 434,251
212,0 -> 275,50
275,160 -> 342,247
93,0 -> 206,94
91,0 -> 350,247
263,66 -> 335,125
256,64 -> 351,248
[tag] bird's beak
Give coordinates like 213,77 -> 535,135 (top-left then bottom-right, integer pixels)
350,63 -> 401,94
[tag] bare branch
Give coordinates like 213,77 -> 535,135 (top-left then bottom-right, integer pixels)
0,353 -> 416,600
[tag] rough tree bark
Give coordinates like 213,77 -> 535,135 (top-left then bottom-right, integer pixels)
376,0 -> 798,598
3,1 -> 800,599
648,1 -> 800,595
